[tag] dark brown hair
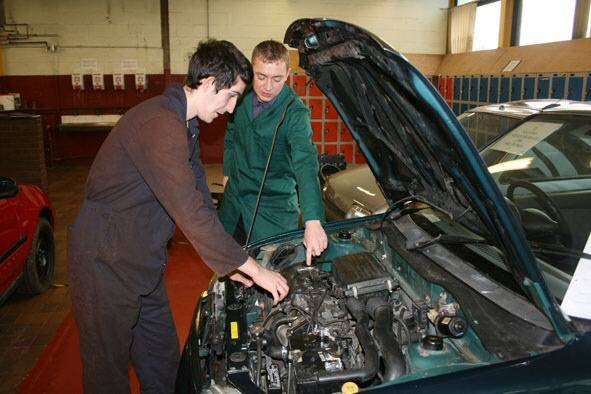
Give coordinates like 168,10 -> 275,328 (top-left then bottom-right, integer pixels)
186,39 -> 253,91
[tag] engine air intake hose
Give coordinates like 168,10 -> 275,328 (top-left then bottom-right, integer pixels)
366,297 -> 407,382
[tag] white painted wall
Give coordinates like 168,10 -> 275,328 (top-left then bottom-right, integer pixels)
3,0 -> 163,75
209,0 -> 448,60
2,0 -> 448,76
169,0 -> 208,76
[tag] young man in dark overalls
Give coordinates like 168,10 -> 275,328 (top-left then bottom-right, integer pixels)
68,40 -> 289,394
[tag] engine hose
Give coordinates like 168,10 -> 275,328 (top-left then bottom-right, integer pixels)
267,345 -> 288,361
369,300 -> 407,382
255,337 -> 262,387
298,298 -> 379,384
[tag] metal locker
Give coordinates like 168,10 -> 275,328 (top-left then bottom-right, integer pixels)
511,76 -> 522,101
470,76 -> 478,102
479,76 -> 489,103
551,75 -> 566,99
523,76 -> 536,99
499,77 -> 510,102
460,103 -> 468,114
453,102 -> 460,115
446,77 -> 454,100
462,77 -> 470,101
537,76 -> 550,99
489,76 -> 499,103
567,75 -> 583,101
586,74 -> 591,100
453,77 -> 462,101
437,77 -> 446,98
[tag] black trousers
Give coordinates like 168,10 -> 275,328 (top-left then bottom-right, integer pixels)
69,216 -> 179,394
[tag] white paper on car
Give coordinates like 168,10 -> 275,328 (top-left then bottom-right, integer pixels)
561,232 -> 591,320
491,121 -> 562,156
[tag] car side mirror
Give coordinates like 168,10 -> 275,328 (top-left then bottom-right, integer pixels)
0,177 -> 19,198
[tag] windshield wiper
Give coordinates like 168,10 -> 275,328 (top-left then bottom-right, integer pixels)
381,194 -> 452,225
529,241 -> 591,261
407,233 -> 490,251
380,195 -> 428,230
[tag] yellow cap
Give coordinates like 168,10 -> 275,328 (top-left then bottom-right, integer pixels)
341,382 -> 359,394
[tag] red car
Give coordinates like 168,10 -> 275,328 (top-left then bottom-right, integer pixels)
0,177 -> 55,304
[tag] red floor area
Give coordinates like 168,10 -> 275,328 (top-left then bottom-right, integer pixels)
18,232 -> 213,394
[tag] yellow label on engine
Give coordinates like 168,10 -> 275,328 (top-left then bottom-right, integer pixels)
230,321 -> 239,339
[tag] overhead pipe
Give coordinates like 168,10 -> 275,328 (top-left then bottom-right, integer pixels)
0,40 -> 52,50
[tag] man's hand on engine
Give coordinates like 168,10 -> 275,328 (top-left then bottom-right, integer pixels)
228,271 -> 253,287
304,220 -> 328,266
237,257 -> 289,305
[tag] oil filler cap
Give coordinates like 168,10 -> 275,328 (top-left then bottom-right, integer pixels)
422,335 -> 444,351
342,382 -> 359,394
337,230 -> 352,240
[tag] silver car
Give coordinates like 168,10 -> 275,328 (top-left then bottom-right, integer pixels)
323,100 -> 575,221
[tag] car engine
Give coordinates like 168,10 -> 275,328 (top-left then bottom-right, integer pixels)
181,226 -> 474,394
220,252 -> 405,393
181,228 -> 489,393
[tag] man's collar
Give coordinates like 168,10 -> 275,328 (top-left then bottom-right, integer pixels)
163,84 -> 187,123
163,84 -> 200,136
254,94 -> 279,107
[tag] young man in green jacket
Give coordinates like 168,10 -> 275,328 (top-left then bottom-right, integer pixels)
220,40 -> 327,265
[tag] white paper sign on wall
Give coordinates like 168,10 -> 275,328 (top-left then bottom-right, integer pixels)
92,73 -> 105,90
80,58 -> 98,74
71,73 -> 84,91
113,73 -> 125,90
121,59 -> 138,73
135,72 -> 147,92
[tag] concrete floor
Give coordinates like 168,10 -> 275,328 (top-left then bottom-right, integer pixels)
0,159 -> 224,393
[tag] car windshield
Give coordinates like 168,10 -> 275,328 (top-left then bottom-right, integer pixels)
458,111 -> 524,149
480,113 -> 591,303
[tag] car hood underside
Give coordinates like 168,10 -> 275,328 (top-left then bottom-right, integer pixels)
284,19 -> 569,336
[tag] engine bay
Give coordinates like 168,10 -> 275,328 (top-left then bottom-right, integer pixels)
192,222 -> 498,393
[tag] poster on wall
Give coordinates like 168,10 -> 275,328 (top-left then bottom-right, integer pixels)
113,73 -> 125,90
92,73 -> 105,90
121,59 -> 138,73
71,73 -> 84,91
135,71 -> 147,92
80,59 -> 98,74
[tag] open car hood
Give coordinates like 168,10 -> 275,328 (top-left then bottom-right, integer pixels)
284,19 -> 572,337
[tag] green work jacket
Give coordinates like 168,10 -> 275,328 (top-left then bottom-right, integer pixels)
219,85 -> 325,243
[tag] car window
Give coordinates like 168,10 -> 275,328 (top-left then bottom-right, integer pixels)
458,111 -> 523,149
481,113 -> 591,304
484,116 -> 591,182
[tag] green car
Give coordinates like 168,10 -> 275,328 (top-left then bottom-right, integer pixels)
176,19 -> 591,394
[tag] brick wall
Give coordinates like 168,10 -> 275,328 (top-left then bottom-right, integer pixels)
0,114 -> 47,190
